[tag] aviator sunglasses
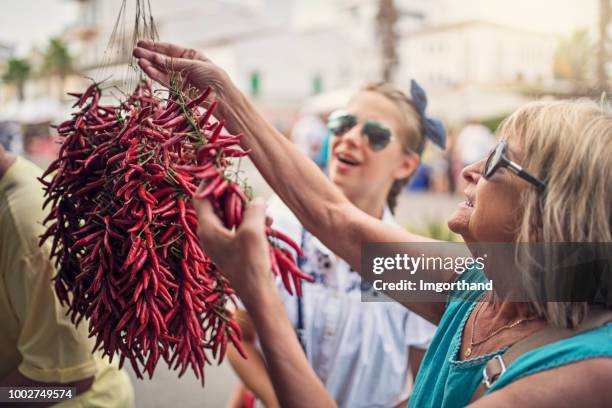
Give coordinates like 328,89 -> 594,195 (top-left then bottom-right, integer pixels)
483,140 -> 546,191
327,110 -> 394,151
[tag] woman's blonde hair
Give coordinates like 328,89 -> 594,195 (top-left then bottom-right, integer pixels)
358,82 -> 424,213
499,99 -> 612,328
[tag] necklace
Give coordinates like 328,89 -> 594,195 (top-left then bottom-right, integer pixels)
464,301 -> 539,358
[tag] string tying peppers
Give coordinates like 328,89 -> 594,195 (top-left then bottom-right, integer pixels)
39,80 -> 313,385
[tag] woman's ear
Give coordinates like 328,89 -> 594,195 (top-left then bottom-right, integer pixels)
394,151 -> 420,180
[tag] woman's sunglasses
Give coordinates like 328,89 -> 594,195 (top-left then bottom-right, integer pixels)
483,140 -> 546,191
327,110 -> 394,151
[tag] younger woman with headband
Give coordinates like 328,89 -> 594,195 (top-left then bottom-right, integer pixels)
227,80 -> 442,408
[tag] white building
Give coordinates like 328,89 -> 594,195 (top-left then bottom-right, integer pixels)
398,20 -> 558,87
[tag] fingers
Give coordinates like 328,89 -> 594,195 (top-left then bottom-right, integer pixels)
193,196 -> 230,245
137,40 -> 206,61
265,216 -> 273,227
133,47 -> 169,70
134,47 -> 204,90
238,198 -> 267,237
137,59 -> 170,87
133,46 -> 194,73
137,39 -> 187,57
133,42 -> 226,94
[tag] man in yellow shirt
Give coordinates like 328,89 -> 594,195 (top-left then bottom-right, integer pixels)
0,145 -> 134,407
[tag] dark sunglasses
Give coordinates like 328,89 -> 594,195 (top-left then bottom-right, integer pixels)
327,110 -> 394,151
483,140 -> 546,191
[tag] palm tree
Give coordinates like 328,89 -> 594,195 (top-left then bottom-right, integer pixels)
2,58 -> 31,101
43,38 -> 74,96
596,0 -> 610,91
376,0 -> 399,82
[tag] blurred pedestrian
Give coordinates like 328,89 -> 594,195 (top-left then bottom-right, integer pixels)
0,121 -> 24,157
291,114 -> 329,169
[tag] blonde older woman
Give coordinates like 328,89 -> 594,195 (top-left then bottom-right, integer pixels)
134,41 -> 612,407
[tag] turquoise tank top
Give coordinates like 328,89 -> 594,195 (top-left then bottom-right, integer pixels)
408,268 -> 612,408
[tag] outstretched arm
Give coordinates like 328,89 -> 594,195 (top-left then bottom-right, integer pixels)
134,41 -> 460,323
132,41 -> 426,267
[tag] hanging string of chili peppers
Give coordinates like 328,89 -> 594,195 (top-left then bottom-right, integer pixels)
39,79 -> 313,385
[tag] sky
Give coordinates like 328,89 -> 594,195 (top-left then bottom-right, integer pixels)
0,0 -> 601,56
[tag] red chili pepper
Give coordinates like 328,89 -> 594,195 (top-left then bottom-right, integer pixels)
116,178 -> 140,197
86,119 -> 120,131
266,227 -> 305,258
155,101 -> 181,123
174,172 -> 197,194
158,225 -> 178,244
127,217 -> 145,233
193,175 -> 223,199
72,230 -> 104,250
221,147 -> 251,158
193,166 -> 220,180
142,172 -> 166,182
212,179 -> 228,198
275,247 -> 314,284
123,238 -> 143,269
197,101 -> 217,129
228,330 -> 247,359
152,199 -> 175,215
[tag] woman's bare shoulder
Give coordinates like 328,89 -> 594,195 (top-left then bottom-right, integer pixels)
472,358 -> 612,407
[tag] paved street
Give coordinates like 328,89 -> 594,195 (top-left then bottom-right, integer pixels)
125,362 -> 238,408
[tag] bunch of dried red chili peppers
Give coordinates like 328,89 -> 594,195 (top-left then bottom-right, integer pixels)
38,80 -> 312,384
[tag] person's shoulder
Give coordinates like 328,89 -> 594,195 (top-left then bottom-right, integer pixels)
78,355 -> 135,407
476,358 -> 612,407
483,323 -> 612,406
521,321 -> 612,362
1,157 -> 47,256
567,357 -> 612,389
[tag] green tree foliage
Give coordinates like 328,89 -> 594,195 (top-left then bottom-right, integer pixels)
43,38 -> 73,80
2,58 -> 31,101
416,220 -> 462,242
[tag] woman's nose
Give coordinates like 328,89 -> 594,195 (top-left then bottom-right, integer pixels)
461,158 -> 485,185
341,124 -> 363,147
